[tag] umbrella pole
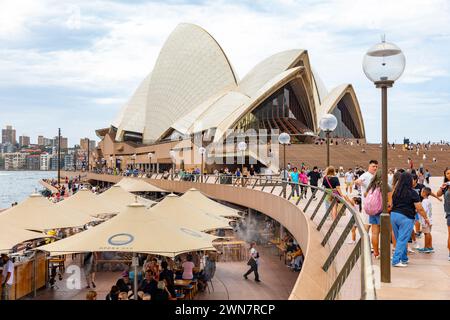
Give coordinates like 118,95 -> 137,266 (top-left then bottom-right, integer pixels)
133,252 -> 138,300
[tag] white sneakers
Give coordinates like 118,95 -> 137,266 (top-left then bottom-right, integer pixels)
393,262 -> 408,268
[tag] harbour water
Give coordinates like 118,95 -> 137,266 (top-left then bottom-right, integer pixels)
0,171 -> 56,209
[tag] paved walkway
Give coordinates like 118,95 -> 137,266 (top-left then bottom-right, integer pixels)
376,177 -> 450,299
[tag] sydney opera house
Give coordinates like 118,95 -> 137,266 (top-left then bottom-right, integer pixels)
94,23 -> 365,171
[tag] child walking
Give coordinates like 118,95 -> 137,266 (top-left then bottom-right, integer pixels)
418,187 -> 434,253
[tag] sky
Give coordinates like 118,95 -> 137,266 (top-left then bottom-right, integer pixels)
0,0 -> 449,146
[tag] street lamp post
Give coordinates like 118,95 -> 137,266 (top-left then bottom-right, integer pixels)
363,37 -> 405,283
169,150 -> 176,180
148,152 -> 154,173
278,132 -> 290,198
237,141 -> 247,186
198,147 -> 206,183
131,154 -> 136,171
319,114 -> 338,167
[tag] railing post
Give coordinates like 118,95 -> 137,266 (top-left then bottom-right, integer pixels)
311,192 -> 327,221
317,197 -> 336,231
322,216 -> 355,272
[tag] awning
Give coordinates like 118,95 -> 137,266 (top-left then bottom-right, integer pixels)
0,226 -> 46,254
116,177 -> 167,193
0,193 -> 97,231
96,185 -> 156,217
148,193 -> 232,232
36,203 -> 217,258
180,188 -> 242,218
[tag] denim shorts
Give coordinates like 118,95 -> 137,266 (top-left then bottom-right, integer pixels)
369,214 -> 381,225
415,213 -> 419,221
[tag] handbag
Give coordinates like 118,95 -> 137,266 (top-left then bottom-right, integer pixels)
247,257 -> 256,267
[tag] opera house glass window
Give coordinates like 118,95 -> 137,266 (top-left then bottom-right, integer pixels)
234,85 -> 314,136
319,100 -> 361,139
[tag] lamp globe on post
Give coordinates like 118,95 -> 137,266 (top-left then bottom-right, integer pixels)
169,150 -> 176,180
237,141 -> 247,186
363,37 -> 405,284
319,114 -> 338,167
198,147 -> 206,183
278,132 -> 290,198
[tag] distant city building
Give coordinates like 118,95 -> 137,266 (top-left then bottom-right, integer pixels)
0,143 -> 16,154
19,135 -> 30,147
2,125 -> 16,145
40,153 -> 51,170
64,153 -> 74,170
37,135 -> 45,146
54,136 -> 68,150
26,154 -> 41,170
80,138 -> 95,151
49,154 -> 63,170
4,152 -> 27,170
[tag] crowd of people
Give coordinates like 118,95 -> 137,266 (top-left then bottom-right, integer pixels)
281,159 -> 450,266
82,251 -> 218,301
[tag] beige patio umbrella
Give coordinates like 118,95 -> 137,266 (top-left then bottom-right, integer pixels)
116,177 -> 167,193
53,189 -> 110,220
36,203 -> 218,258
95,185 -> 156,217
0,193 -> 97,231
180,188 -> 242,218
148,193 -> 232,232
0,226 -> 47,254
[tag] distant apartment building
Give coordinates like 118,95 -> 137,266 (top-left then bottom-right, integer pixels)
0,143 -> 16,153
26,154 -> 41,170
19,135 -> 31,147
37,135 -> 45,146
2,125 -> 16,145
80,138 -> 95,151
64,153 -> 74,170
40,153 -> 51,170
49,155 -> 64,170
54,136 -> 68,150
4,152 -> 27,170
38,136 -> 54,147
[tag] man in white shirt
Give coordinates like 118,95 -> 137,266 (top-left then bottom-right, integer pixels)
1,254 -> 14,300
354,160 -> 379,231
243,242 -> 260,282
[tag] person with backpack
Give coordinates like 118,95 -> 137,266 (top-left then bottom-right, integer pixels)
436,167 -> 450,261
364,169 -> 389,259
243,242 -> 260,282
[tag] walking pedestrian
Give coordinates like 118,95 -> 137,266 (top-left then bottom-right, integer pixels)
307,166 -> 321,199
83,252 -> 97,289
289,167 -> 300,199
436,168 -> 450,261
390,172 -> 430,267
1,254 -> 14,300
243,242 -> 260,282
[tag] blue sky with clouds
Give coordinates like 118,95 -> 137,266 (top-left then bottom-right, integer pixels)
0,0 -> 449,146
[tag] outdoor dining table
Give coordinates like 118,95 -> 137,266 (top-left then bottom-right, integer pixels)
174,279 -> 192,287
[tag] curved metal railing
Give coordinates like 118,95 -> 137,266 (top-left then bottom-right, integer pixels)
142,171 -> 377,300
